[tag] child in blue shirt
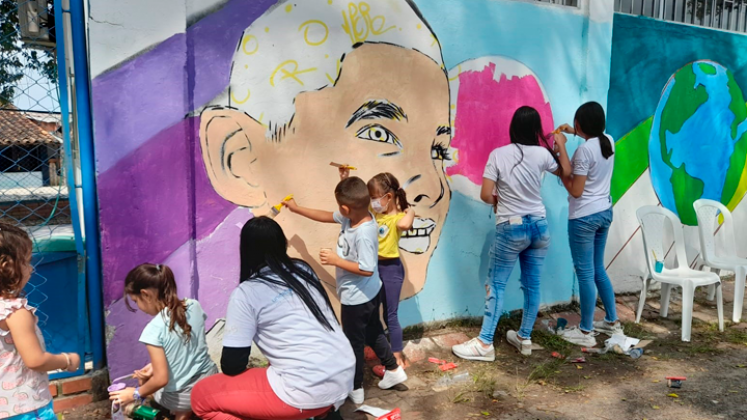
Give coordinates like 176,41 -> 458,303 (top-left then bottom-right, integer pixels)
284,176 -> 407,404
109,264 -> 217,420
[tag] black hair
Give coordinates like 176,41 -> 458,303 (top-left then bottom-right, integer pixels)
508,106 -> 560,173
239,216 -> 336,331
574,102 -> 614,159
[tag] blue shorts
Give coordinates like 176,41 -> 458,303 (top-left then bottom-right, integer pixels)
7,402 -> 56,420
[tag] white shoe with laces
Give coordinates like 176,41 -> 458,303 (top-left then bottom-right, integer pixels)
452,338 -> 496,362
593,320 -> 624,336
378,366 -> 408,389
559,327 -> 597,347
506,330 -> 532,356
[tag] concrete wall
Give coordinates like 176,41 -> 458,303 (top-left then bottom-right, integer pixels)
89,0 -> 614,377
607,14 -> 747,293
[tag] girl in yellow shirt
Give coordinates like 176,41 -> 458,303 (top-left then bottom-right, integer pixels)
367,173 -> 415,367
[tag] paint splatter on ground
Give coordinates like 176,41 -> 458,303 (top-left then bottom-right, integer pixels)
72,279 -> 747,419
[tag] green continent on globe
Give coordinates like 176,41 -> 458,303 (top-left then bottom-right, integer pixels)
657,64 -> 708,223
723,70 -> 747,205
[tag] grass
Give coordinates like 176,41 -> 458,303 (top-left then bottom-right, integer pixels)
621,321 -> 656,339
563,383 -> 586,393
527,358 -> 565,382
402,316 -> 483,341
532,330 -> 574,354
451,368 -> 497,404
696,322 -> 747,345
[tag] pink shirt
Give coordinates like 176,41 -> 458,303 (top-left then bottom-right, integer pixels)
0,298 -> 52,417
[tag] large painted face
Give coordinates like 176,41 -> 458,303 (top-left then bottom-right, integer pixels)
200,42 -> 450,306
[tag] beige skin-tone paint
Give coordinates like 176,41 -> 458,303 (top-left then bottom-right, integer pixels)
199,43 -> 451,313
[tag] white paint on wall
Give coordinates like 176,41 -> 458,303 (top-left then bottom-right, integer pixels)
186,0 -> 231,23
88,0 -> 186,78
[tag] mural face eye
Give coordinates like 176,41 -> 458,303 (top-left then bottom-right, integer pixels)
356,124 -> 401,147
431,143 -> 451,161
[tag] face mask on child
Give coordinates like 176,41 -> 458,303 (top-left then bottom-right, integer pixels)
371,196 -> 387,213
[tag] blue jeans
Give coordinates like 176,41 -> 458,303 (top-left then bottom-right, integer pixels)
478,216 -> 551,343
569,208 -> 617,332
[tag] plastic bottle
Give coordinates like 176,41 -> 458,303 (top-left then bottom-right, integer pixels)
434,371 -> 471,389
629,348 -> 644,359
108,383 -> 127,420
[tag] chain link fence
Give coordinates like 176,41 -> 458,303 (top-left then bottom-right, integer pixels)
1,0 -> 85,376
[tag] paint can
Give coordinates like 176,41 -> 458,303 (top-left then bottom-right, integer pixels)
108,383 -> 127,420
124,403 -> 169,420
654,260 -> 664,273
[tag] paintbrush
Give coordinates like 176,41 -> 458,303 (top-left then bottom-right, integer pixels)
269,194 -> 294,218
330,162 -> 357,170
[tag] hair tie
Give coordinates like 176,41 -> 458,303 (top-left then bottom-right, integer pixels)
156,264 -> 161,271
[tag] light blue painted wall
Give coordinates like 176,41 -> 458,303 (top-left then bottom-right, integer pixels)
400,0 -> 614,326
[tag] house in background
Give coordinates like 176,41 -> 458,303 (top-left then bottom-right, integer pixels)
0,105 -> 70,226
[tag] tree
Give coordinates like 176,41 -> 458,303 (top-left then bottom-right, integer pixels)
688,0 -> 747,21
0,0 -> 57,106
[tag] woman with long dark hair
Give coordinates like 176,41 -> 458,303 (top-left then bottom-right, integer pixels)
556,102 -> 621,347
452,106 -> 571,361
192,216 -> 355,420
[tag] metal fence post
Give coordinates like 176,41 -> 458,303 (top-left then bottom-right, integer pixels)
68,0 -> 105,369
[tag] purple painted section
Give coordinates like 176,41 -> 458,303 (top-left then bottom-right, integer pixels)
92,0 -> 277,174
96,0 -> 278,378
107,208 -> 248,377
197,208 -> 254,327
105,299 -> 152,380
98,118 -> 235,305
92,35 -> 188,174
164,242 -> 193,297
98,121 -> 191,304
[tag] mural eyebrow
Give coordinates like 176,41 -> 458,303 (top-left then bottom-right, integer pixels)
345,100 -> 408,128
437,125 -> 451,136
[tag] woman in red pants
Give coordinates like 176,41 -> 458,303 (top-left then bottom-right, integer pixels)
191,217 -> 355,420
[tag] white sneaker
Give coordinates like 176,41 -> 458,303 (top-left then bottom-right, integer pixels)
349,388 -> 364,404
506,330 -> 532,356
378,366 -> 408,389
559,327 -> 597,347
452,338 -> 496,362
593,320 -> 624,336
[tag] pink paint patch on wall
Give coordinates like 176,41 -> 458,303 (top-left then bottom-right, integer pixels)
447,59 -> 554,186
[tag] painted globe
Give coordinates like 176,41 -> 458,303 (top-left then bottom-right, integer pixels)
649,60 -> 747,225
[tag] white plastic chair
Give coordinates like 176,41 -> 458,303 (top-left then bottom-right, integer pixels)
694,199 -> 747,323
636,206 -> 724,342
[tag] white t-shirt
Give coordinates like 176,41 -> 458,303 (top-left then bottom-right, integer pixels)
223,265 -> 355,410
568,136 -> 615,219
333,211 -> 382,306
483,144 -> 559,224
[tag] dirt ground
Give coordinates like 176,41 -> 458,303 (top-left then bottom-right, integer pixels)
338,283 -> 747,420
65,282 -> 747,420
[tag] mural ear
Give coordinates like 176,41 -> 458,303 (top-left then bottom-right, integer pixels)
199,107 -> 267,208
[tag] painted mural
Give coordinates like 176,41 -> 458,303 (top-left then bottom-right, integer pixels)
91,0 -> 614,377
606,14 -> 747,291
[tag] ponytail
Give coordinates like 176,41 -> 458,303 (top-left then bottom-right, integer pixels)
368,173 -> 410,212
124,264 -> 192,341
574,101 -> 614,160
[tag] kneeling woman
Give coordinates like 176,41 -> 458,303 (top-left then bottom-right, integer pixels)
192,217 -> 355,420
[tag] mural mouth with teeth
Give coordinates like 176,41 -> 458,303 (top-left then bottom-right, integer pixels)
400,218 -> 436,254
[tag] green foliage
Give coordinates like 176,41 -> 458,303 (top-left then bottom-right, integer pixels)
0,0 -> 57,106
